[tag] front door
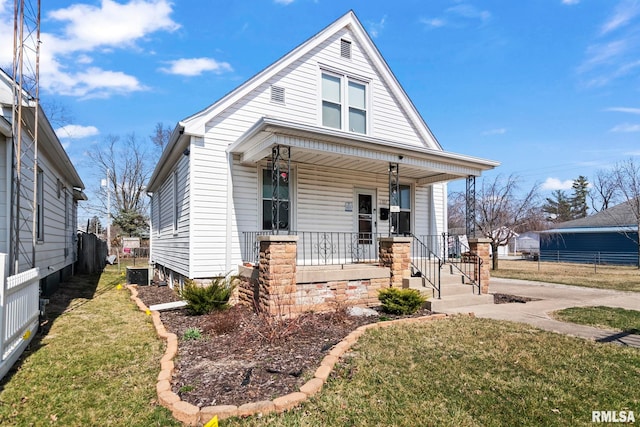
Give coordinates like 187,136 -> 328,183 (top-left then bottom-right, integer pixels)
355,189 -> 377,261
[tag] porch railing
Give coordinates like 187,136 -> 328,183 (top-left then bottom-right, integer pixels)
410,235 -> 442,299
241,231 -> 385,266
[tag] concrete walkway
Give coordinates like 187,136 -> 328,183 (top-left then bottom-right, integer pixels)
440,277 -> 640,348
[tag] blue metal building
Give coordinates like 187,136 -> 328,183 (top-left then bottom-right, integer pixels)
540,200 -> 639,265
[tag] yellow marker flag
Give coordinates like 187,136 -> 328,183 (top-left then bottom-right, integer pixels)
204,415 -> 218,427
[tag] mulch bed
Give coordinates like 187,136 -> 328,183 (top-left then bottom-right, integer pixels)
135,285 -> 431,408
493,293 -> 539,304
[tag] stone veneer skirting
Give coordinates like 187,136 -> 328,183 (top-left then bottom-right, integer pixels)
128,285 -> 467,426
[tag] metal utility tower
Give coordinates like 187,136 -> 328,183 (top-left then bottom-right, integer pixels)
11,0 -> 41,274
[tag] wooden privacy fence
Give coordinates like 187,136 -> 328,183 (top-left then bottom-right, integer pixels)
0,253 -> 40,380
77,231 -> 107,275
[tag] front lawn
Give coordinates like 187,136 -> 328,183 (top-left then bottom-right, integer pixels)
0,263 -> 179,426
223,316 -> 640,427
492,260 -> 640,292
553,306 -> 640,334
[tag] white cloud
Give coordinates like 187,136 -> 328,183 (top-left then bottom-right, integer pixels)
605,106 -> 640,114
55,124 -> 99,139
420,18 -> 447,29
420,3 -> 490,30
542,177 -> 574,191
562,0 -> 580,4
482,128 -> 506,135
601,0 -> 640,35
610,122 -> 640,132
368,15 -> 387,38
46,0 -> 180,53
274,0 -> 295,4
160,58 -> 233,77
0,1 -> 181,98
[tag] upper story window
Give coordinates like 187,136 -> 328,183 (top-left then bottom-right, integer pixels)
321,72 -> 367,134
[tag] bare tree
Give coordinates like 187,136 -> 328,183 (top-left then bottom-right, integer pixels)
150,122 -> 172,152
87,133 -> 153,237
447,191 -> 467,230
589,169 -> 620,212
612,158 -> 640,267
475,174 -> 540,270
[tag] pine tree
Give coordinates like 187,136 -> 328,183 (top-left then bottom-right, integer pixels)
542,190 -> 573,222
571,175 -> 589,218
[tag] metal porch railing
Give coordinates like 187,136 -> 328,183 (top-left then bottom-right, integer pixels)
440,233 -> 482,295
241,231 -> 385,266
410,235 -> 442,299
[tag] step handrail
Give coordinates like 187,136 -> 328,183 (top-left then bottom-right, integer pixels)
443,233 -> 482,295
409,234 -> 442,299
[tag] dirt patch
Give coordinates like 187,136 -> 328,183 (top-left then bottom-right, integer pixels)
493,293 -> 540,304
135,285 -> 431,408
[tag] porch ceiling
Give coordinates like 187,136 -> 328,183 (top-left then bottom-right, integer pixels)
228,117 -> 499,183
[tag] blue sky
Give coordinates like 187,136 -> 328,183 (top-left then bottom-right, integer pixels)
2,0 -> 640,220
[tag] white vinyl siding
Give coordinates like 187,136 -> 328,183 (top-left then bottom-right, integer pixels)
150,24 -> 446,278
0,140 -> 7,254
151,154 -> 190,277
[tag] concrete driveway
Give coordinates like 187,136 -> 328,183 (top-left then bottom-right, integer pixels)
441,277 -> 640,348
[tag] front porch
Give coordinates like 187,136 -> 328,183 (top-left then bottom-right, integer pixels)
238,233 -> 492,315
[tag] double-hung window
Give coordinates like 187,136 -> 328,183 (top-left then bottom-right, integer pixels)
321,72 -> 367,134
262,169 -> 290,231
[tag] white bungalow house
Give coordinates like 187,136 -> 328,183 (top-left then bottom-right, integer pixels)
147,11 -> 498,297
0,68 -> 86,379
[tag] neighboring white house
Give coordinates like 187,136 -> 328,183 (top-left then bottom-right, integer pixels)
147,11 -> 498,286
0,68 -> 86,379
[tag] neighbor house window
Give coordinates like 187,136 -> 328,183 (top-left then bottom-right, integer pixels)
262,168 -> 290,230
321,71 -> 367,134
36,168 -> 44,241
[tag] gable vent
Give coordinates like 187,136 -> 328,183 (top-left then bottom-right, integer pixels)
340,39 -> 352,59
270,85 -> 285,103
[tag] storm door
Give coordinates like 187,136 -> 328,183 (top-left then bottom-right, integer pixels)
354,189 -> 377,262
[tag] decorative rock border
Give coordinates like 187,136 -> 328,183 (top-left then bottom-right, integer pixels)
128,285 -> 467,426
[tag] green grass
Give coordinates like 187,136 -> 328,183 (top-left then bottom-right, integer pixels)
553,306 -> 640,334
223,317 -> 640,427
0,263 -> 180,427
492,260 -> 640,292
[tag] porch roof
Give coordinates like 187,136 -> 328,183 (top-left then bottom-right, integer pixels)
228,117 -> 499,184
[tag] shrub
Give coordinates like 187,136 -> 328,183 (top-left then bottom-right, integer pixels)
182,327 -> 202,340
203,305 -> 245,335
180,275 -> 237,315
378,288 -> 426,315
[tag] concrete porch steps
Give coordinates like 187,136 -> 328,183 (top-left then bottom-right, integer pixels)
403,268 -> 493,312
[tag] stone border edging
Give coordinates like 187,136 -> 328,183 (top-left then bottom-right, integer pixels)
128,285 -> 470,426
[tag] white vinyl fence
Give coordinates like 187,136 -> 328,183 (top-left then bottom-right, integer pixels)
0,253 -> 40,380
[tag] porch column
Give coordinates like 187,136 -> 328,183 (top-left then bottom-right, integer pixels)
468,238 -> 491,294
378,236 -> 412,288
257,235 -> 298,315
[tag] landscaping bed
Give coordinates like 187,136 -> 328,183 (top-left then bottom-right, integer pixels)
135,285 -> 431,409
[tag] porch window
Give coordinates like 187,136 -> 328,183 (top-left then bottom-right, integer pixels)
321,71 -> 367,134
392,184 -> 411,235
262,169 -> 290,230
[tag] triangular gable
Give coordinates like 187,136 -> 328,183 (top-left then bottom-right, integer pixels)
180,10 -> 441,150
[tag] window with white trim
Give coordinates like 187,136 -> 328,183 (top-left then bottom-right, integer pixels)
261,168 -> 290,231
36,168 -> 44,241
392,185 -> 412,235
172,171 -> 178,233
321,72 -> 368,134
